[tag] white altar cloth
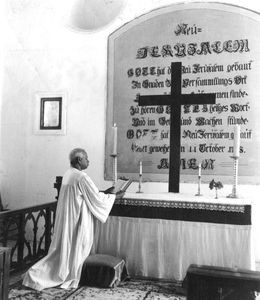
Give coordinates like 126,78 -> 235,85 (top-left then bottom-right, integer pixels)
94,192 -> 255,281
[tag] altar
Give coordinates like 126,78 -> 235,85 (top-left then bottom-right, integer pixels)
93,190 -> 255,281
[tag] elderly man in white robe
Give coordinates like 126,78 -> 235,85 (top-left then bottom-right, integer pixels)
23,148 -> 122,291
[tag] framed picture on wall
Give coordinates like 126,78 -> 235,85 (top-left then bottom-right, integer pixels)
34,92 -> 67,135
40,97 -> 62,130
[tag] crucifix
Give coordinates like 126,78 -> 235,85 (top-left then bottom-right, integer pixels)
138,62 -> 216,193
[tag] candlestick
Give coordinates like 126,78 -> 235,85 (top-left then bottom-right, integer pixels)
198,163 -> 201,177
139,161 -> 142,176
227,156 -> 239,198
227,126 -> 240,198
137,161 -> 143,193
233,125 -> 240,158
112,123 -> 117,155
195,163 -> 202,196
110,154 -> 117,186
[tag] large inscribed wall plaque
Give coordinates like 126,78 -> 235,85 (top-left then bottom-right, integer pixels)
105,3 -> 260,184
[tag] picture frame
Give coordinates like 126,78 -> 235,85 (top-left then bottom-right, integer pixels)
34,92 -> 67,135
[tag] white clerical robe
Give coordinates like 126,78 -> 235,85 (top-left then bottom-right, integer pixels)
22,167 -> 115,291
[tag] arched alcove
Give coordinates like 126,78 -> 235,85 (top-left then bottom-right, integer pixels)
105,2 -> 260,185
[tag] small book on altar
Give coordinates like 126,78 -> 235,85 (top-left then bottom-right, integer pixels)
113,178 -> 132,193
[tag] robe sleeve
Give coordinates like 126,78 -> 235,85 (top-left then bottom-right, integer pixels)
78,173 -> 116,223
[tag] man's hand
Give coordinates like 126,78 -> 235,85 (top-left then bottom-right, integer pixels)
103,187 -> 125,199
103,186 -> 116,194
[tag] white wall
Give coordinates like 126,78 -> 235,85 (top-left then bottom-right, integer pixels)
1,0 -> 260,210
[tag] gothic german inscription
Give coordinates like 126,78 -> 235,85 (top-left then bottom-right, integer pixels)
106,4 -> 260,183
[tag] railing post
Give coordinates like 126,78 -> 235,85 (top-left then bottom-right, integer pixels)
0,247 -> 11,300
54,176 -> 62,200
45,207 -> 51,253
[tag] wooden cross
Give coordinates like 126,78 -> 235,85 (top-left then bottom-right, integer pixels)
138,62 -> 216,193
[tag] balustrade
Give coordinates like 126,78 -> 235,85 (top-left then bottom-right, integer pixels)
0,202 -> 57,273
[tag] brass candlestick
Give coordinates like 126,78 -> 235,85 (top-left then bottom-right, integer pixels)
136,173 -> 143,193
111,154 -> 117,186
195,175 -> 202,196
227,156 -> 239,198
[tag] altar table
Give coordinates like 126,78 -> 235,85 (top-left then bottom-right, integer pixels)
94,193 -> 254,281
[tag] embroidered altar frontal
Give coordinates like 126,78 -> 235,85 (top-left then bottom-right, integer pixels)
110,198 -> 251,225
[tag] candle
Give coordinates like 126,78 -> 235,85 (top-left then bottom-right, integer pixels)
198,163 -> 201,177
233,125 -> 240,157
139,161 -> 142,176
112,123 -> 117,155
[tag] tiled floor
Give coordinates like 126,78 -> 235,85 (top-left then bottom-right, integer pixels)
8,272 -> 186,300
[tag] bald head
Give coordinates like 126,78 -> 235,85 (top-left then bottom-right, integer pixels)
69,148 -> 88,169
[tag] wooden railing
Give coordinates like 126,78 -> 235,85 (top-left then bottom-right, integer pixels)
0,247 -> 11,300
0,201 -> 57,273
